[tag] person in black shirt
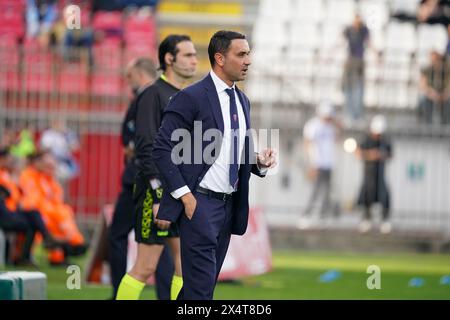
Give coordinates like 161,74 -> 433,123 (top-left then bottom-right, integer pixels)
418,50 -> 450,124
116,35 -> 197,300
356,115 -> 393,234
109,57 -> 167,299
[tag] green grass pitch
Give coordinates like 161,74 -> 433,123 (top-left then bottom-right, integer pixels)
2,250 -> 450,299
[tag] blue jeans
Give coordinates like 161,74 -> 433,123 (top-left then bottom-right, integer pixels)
418,95 -> 450,124
344,81 -> 364,120
63,30 -> 95,66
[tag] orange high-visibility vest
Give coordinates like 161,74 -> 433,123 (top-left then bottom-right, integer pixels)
19,166 -> 84,245
0,169 -> 21,212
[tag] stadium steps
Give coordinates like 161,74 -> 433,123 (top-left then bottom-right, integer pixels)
269,226 -> 450,254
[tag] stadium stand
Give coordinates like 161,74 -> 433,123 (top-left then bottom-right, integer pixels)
0,0 -> 449,249
248,0 -> 449,110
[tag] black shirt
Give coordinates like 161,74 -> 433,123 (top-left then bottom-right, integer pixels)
135,77 -> 179,178
121,99 -> 137,149
360,134 -> 392,181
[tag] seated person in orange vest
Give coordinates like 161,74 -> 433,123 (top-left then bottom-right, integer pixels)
0,147 -> 62,266
20,149 -> 86,265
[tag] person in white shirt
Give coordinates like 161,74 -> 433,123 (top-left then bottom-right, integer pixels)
297,101 -> 341,229
40,117 -> 79,182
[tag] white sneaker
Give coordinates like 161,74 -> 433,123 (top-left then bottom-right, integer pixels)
380,222 -> 392,234
358,220 -> 372,233
296,217 -> 311,230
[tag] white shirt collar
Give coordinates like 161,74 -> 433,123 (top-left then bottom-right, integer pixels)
210,70 -> 235,94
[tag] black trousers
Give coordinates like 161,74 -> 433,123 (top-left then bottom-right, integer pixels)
0,201 -> 50,261
108,164 -> 174,299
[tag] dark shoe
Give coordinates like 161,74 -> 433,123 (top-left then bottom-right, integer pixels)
13,259 -> 39,268
43,237 -> 66,249
64,244 -> 88,256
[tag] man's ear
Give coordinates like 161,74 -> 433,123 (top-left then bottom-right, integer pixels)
214,52 -> 225,67
164,52 -> 174,66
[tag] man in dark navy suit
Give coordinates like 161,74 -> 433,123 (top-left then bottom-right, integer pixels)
153,30 -> 277,300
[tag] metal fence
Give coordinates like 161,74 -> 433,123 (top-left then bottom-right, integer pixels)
1,43 -> 449,235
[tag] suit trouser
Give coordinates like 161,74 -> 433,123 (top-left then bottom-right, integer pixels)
108,175 -> 174,299
178,190 -> 233,300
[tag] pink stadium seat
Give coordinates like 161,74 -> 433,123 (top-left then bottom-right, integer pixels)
93,42 -> 122,69
0,0 -> 26,11
124,14 -> 155,34
91,73 -> 122,96
0,10 -> 25,40
0,38 -> 19,91
59,64 -> 89,94
23,46 -> 55,92
23,71 -> 55,92
92,11 -> 122,30
124,46 -> 157,64
0,37 -> 19,65
125,31 -> 156,47
124,15 -> 156,48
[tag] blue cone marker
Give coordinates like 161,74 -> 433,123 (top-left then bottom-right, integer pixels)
319,270 -> 342,283
439,275 -> 450,285
408,277 -> 425,287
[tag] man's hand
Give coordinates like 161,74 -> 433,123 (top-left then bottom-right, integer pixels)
257,148 -> 277,169
428,89 -> 441,102
124,146 -> 135,162
153,203 -> 171,230
181,192 -> 197,220
364,149 -> 381,161
307,167 -> 318,182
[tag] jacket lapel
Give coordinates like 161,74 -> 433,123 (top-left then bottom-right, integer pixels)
204,74 -> 224,134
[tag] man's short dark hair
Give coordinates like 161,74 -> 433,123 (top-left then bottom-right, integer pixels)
133,58 -> 157,78
208,30 -> 246,67
158,34 -> 192,71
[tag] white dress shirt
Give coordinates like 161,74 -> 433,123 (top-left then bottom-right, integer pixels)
171,70 -> 247,198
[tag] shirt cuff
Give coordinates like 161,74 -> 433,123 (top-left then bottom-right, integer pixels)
149,178 -> 162,190
257,164 -> 268,175
171,185 -> 191,199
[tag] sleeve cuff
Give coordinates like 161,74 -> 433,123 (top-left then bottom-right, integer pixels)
258,167 -> 269,175
149,178 -> 162,190
171,185 -> 191,199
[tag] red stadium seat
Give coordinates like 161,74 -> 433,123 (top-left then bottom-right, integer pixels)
125,31 -> 156,48
93,11 -> 122,29
0,0 -> 26,11
92,11 -> 122,31
93,42 -> 122,69
23,44 -> 55,93
124,45 -> 156,63
59,63 -> 89,94
0,36 -> 19,91
0,9 -> 25,40
91,72 -> 122,97
123,14 -> 156,48
124,14 -> 155,34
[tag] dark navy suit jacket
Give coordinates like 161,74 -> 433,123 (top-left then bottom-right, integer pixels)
152,74 -> 264,235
